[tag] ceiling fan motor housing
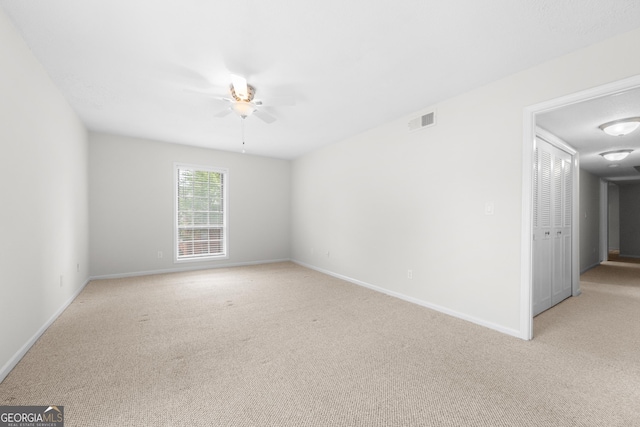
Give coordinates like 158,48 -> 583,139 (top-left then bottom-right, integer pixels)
230,84 -> 255,102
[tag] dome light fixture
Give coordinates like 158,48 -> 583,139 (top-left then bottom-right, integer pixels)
231,101 -> 256,119
598,117 -> 640,136
600,149 -> 633,161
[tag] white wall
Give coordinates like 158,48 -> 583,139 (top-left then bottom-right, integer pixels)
579,169 -> 601,272
0,9 -> 89,380
608,183 -> 620,251
89,133 -> 291,278
619,183 -> 640,257
291,27 -> 640,337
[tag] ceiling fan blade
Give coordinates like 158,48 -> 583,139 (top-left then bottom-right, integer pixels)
183,88 -> 223,98
253,109 -> 276,124
213,108 -> 232,118
183,89 -> 232,107
230,74 -> 249,100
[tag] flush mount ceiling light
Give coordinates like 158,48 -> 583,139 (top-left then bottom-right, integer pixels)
600,149 -> 633,161
598,117 -> 640,136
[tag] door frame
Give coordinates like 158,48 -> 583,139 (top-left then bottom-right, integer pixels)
599,179 -> 609,264
520,74 -> 640,340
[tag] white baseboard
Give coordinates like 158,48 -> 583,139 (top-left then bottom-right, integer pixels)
89,258 -> 292,281
580,262 -> 602,274
619,253 -> 640,259
292,260 -> 522,339
0,277 -> 91,384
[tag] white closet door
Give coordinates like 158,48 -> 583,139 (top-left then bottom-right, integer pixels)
533,145 -> 552,316
553,155 -> 572,305
533,137 -> 572,316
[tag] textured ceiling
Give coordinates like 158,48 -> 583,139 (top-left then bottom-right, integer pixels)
2,0 -> 640,159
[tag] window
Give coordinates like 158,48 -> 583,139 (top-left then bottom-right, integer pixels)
175,164 -> 228,261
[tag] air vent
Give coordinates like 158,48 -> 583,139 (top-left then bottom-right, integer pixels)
408,111 -> 436,132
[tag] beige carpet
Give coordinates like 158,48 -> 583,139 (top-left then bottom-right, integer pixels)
1,261 -> 639,426
608,250 -> 640,264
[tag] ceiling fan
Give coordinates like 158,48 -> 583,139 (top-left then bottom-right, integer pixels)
190,74 -> 287,124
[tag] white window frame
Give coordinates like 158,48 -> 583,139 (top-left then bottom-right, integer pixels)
174,163 -> 229,263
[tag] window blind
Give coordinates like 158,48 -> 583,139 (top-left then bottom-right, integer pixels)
176,165 -> 227,260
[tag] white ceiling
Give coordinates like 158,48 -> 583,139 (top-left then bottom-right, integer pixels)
537,87 -> 640,183
2,0 -> 640,159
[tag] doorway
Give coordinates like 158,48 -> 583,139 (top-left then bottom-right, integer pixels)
520,75 -> 640,340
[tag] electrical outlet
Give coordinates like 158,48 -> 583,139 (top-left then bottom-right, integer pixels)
407,269 -> 413,279
157,251 -> 163,259
77,263 -> 80,273
59,275 -> 64,287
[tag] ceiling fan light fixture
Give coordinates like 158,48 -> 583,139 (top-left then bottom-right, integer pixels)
600,149 -> 633,161
231,101 -> 255,118
230,81 -> 255,102
598,117 -> 640,136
